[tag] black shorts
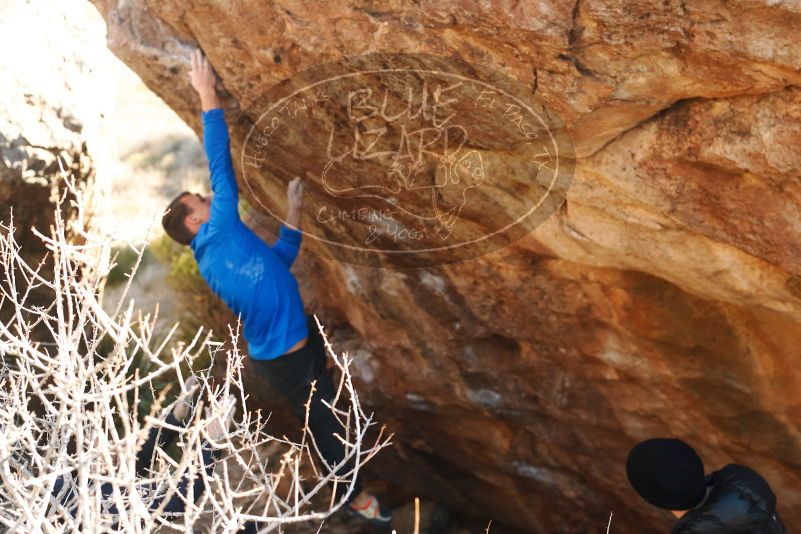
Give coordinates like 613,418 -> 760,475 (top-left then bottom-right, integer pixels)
249,314 -> 335,420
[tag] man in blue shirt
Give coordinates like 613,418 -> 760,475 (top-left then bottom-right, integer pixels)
160,49 -> 391,526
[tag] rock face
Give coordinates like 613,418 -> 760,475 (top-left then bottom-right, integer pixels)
0,0 -> 109,344
90,0 -> 801,531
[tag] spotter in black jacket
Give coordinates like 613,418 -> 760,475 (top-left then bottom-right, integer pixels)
672,464 -> 786,534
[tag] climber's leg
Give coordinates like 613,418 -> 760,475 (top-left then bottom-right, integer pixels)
135,376 -> 200,477
250,314 -> 363,503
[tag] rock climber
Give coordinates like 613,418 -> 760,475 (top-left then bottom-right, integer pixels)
160,49 -> 392,526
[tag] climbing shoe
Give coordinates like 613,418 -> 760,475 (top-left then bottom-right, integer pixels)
345,494 -> 393,526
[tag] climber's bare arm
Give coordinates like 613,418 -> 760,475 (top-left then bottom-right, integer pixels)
189,49 -> 221,111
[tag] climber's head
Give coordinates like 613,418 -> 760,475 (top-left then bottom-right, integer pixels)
626,438 -> 707,515
161,191 -> 211,245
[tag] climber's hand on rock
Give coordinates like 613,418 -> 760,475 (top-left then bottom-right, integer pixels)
285,176 -> 304,229
189,49 -> 221,111
287,177 -> 304,210
189,49 -> 216,94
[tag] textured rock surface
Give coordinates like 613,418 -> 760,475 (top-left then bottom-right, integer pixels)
0,0 -> 110,343
90,1 -> 801,531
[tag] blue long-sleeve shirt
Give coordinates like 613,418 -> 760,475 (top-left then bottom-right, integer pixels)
190,108 -> 308,360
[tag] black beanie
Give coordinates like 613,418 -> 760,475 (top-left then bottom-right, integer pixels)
626,438 -> 707,510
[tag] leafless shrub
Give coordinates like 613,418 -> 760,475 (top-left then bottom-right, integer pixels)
0,169 -> 391,533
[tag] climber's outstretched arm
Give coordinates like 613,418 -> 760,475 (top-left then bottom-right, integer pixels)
189,49 -> 239,229
270,177 -> 305,267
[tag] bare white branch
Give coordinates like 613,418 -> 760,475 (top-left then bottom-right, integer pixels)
0,169 -> 390,532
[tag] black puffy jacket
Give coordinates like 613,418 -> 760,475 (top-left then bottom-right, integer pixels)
672,464 -> 786,534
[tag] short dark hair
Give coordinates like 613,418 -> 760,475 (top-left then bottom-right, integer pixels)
162,192 -> 195,245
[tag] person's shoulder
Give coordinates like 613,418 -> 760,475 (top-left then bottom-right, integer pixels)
716,463 -> 771,485
192,222 -> 230,251
715,463 -> 777,510
673,464 -> 779,534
